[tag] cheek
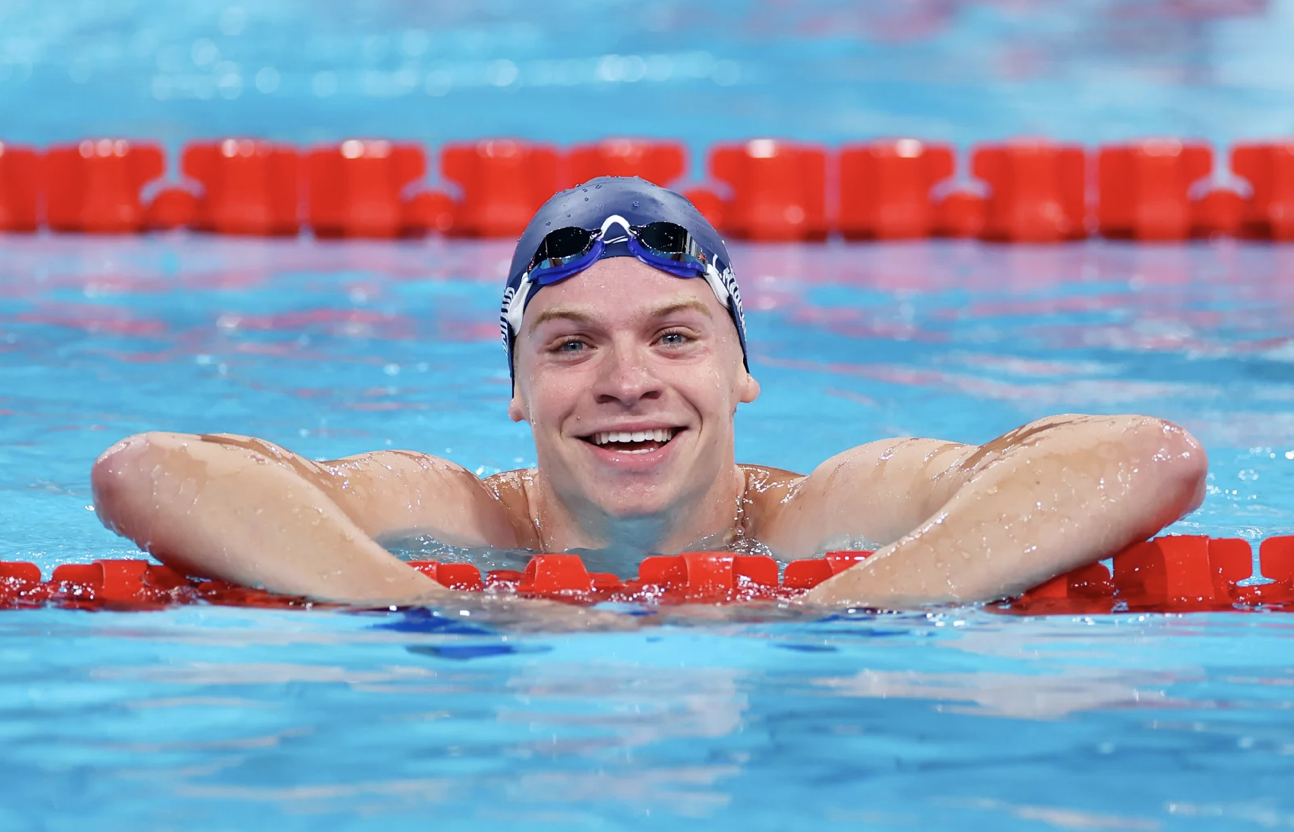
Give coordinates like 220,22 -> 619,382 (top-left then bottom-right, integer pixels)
521,374 -> 584,430
672,363 -> 736,413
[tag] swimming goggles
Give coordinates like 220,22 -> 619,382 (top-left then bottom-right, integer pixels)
503,214 -> 737,336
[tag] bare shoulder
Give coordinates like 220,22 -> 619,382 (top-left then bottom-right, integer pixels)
482,468 -> 542,550
737,463 -> 805,546
743,438 -> 972,558
316,447 -> 528,548
95,432 -> 522,549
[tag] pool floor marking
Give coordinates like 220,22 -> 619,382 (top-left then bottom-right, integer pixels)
2,535 -> 1293,614
2,137 -> 1293,241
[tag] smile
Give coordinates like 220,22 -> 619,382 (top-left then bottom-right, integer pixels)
582,428 -> 681,454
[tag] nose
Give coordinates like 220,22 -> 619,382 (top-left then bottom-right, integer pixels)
592,340 -> 663,407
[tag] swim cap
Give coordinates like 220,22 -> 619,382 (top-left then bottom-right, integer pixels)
501,176 -> 747,382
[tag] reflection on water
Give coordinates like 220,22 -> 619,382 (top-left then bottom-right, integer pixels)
4,235 -> 1294,827
4,608 -> 1293,829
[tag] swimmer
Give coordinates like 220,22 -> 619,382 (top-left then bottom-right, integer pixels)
90,177 -> 1208,610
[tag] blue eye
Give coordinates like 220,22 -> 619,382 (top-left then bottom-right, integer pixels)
557,339 -> 586,352
660,331 -> 691,346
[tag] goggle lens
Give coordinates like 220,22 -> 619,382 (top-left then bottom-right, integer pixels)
524,219 -> 708,286
530,227 -> 597,271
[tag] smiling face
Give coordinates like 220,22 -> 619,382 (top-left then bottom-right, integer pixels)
509,257 -> 759,526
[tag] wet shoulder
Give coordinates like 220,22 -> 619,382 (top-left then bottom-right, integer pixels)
738,463 -> 807,537
482,468 -> 542,549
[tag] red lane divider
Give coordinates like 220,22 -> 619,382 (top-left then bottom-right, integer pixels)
1191,186 -> 1245,239
307,140 -> 430,238
1011,562 -> 1116,615
0,142 -> 41,232
1232,141 -> 1294,241
182,139 -> 301,235
973,140 -> 1087,242
838,139 -> 954,240
688,139 -> 829,242
8,135 -> 1294,242
441,139 -> 560,238
566,138 -> 687,189
5,535 -> 1294,613
933,190 -> 987,238
46,139 -> 165,233
1098,139 -> 1213,241
783,551 -> 872,589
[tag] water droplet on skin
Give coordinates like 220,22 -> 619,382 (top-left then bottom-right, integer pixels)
582,188 -> 588,193
545,221 -> 551,227
584,197 -> 589,201
595,183 -> 602,189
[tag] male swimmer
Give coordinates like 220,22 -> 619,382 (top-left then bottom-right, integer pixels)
91,177 -> 1207,609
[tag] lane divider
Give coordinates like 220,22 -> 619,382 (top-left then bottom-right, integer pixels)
1,534 -> 1290,614
2,137 -> 1293,242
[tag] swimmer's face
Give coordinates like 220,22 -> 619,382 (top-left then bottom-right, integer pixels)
509,258 -> 759,522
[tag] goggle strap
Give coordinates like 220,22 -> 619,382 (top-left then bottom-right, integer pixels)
599,214 -> 634,237
505,279 -> 531,336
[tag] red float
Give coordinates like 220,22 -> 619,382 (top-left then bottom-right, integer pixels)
517,554 -> 595,595
681,186 -> 727,231
441,139 -> 561,238
409,560 -> 485,592
838,139 -> 954,240
45,139 -> 165,233
1252,536 -> 1294,604
566,138 -> 688,189
307,139 -> 427,238
637,552 -> 781,601
1190,187 -> 1244,238
50,559 -> 190,605
1019,561 -> 1114,600
0,142 -> 41,232
1098,139 -> 1213,241
183,139 -> 301,235
1112,535 -> 1252,610
783,551 -> 872,589
2,534 -> 1293,613
972,140 -> 1087,242
702,139 -> 829,241
933,190 -> 987,238
402,191 -> 456,236
1231,141 -> 1294,240
146,188 -> 199,230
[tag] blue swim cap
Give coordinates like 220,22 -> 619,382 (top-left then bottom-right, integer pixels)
501,176 -> 747,383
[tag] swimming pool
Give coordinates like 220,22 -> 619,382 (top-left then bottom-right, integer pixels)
7,0 -> 1294,827
2,233 -> 1293,829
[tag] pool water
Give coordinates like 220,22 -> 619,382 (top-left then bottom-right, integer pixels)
2,235 -> 1294,829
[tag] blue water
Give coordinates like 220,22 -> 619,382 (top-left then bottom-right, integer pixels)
2,235 -> 1294,830
6,1 -> 1294,828
3,1 -> 1294,172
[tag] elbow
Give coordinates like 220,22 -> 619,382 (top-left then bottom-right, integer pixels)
1121,416 -> 1208,519
91,432 -> 187,539
92,433 -> 150,534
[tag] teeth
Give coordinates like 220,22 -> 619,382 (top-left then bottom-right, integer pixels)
592,428 -> 676,446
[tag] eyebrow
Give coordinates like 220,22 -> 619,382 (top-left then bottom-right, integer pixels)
527,297 -> 714,331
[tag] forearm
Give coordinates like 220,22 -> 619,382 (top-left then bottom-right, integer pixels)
806,416 -> 1208,607
92,433 -> 448,605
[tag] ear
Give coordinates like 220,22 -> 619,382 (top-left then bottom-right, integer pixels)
737,369 -> 760,405
508,388 -> 528,423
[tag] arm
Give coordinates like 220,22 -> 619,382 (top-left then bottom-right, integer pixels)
766,414 -> 1207,607
91,432 -> 521,605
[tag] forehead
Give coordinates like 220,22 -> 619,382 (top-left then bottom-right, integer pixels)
522,258 -> 723,329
